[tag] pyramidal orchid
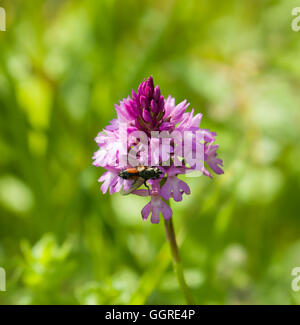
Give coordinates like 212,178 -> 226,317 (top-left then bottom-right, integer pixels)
92,76 -> 223,304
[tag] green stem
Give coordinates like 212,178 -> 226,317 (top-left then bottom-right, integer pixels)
164,216 -> 196,305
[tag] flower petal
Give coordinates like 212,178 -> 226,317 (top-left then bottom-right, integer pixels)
151,206 -> 160,224
141,202 -> 151,221
160,200 -> 172,220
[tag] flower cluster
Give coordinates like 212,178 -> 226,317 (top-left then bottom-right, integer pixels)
93,76 -> 223,223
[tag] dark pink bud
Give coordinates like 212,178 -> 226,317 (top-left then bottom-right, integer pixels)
129,98 -> 139,111
146,76 -> 154,92
150,99 -> 159,113
132,89 -> 139,102
145,85 -> 153,98
142,109 -> 152,123
140,95 -> 149,108
138,80 -> 146,95
153,86 -> 161,101
158,96 -> 164,110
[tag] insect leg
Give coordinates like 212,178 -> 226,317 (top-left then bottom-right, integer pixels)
144,181 -> 151,196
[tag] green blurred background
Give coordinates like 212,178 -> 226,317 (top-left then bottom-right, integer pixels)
0,0 -> 300,305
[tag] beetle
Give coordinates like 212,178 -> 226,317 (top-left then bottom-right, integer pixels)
119,166 -> 162,195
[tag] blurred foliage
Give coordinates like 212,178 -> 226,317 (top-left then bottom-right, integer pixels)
0,0 -> 300,305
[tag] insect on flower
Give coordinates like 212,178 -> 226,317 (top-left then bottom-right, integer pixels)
119,166 -> 162,195
93,76 -> 223,223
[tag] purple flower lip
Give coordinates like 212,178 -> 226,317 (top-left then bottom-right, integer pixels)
93,76 -> 224,223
